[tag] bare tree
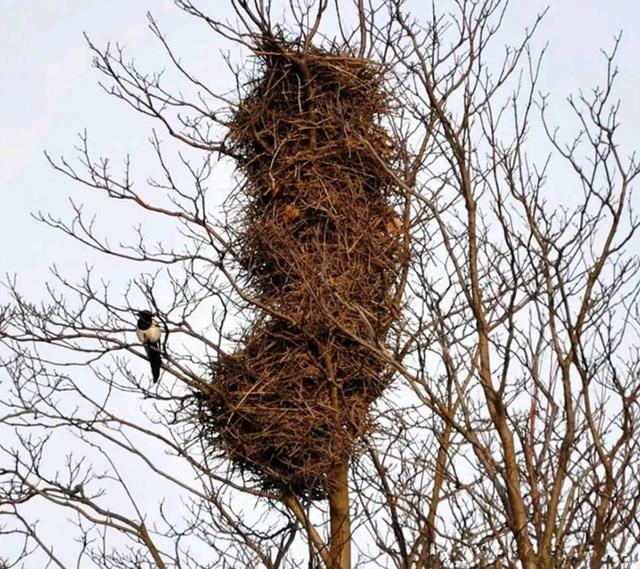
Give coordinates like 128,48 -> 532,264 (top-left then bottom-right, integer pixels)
2,1 -> 640,568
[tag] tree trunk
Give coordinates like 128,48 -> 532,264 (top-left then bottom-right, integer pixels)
328,457 -> 351,569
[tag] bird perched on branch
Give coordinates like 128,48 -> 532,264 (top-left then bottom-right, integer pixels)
136,310 -> 162,383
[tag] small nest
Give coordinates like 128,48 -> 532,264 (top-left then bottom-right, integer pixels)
188,39 -> 407,498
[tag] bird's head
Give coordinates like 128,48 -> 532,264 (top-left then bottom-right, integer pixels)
136,310 -> 154,324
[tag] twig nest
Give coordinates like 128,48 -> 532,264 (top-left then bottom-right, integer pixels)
194,320 -> 383,497
188,40 -> 408,498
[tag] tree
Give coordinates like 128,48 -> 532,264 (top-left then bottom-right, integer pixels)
2,1 -> 640,568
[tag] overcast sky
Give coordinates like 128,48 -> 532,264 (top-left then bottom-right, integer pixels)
2,1 -> 640,294
2,0 -> 640,565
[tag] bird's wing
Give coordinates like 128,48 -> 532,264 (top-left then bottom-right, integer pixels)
144,342 -> 162,383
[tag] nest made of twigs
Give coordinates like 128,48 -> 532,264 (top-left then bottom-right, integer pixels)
187,40 -> 407,498
193,319 -> 389,498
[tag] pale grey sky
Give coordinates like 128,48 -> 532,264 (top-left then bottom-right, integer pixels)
1,1 -> 639,291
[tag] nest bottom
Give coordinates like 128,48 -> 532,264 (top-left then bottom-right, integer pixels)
191,320 -> 389,499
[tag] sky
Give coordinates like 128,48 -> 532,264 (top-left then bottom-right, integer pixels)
2,0 -> 640,290
1,0 -> 640,565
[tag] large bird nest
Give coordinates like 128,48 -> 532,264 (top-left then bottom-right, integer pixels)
189,40 -> 408,499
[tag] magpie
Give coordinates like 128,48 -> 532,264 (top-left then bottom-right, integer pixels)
136,310 -> 162,383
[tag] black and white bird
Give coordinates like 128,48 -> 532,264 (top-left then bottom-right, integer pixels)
136,310 -> 162,383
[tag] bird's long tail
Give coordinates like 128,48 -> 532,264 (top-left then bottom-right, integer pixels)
145,342 -> 162,383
